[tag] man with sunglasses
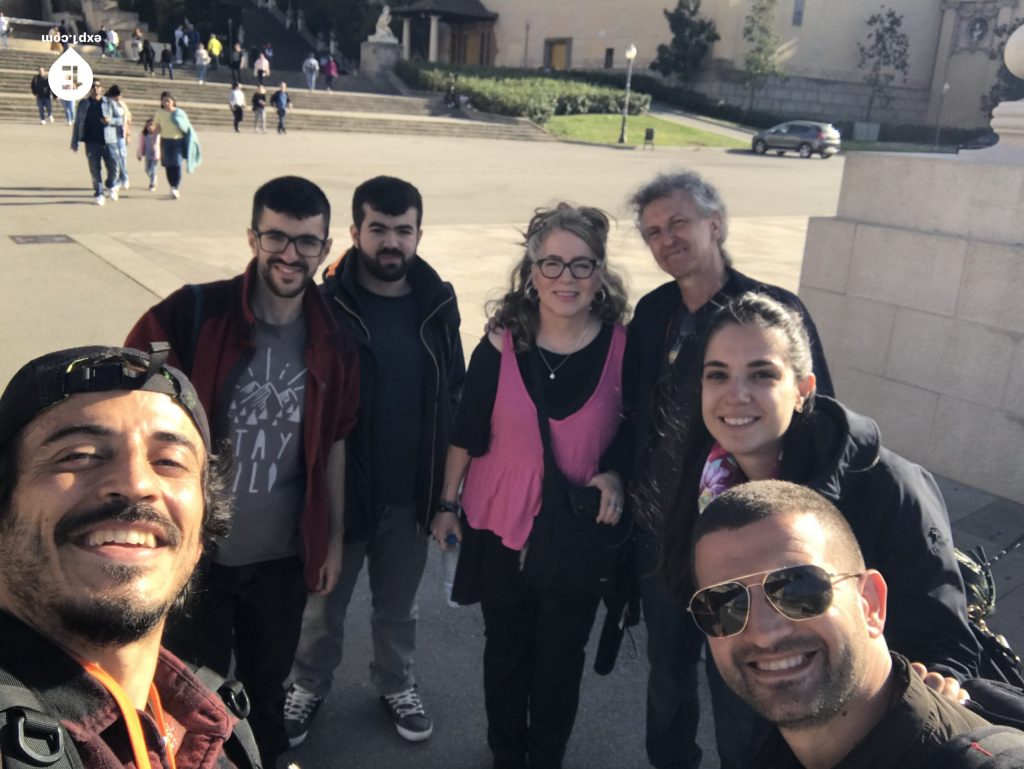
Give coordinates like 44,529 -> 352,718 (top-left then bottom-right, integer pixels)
282,176 -> 464,746
622,171 -> 834,769
125,175 -> 360,767
690,481 -> 1021,769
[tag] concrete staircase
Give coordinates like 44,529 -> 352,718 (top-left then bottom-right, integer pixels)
240,3 -> 312,73
0,48 -> 551,141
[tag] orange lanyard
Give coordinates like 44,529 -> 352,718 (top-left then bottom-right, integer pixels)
80,662 -> 178,769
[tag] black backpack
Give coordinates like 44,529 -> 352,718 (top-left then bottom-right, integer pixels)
0,666 -> 261,769
956,543 -> 1024,689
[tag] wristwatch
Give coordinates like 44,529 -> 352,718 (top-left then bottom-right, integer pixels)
438,499 -> 459,514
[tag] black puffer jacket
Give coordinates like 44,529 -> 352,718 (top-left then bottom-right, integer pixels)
321,248 -> 465,541
780,396 -> 980,680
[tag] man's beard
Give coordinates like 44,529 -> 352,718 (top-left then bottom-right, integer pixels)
0,500 -> 188,647
259,256 -> 313,299
357,244 -> 412,283
727,636 -> 859,730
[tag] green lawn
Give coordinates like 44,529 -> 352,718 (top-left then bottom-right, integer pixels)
545,114 -> 748,149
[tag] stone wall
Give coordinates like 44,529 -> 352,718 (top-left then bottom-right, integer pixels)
798,151 -> 1024,503
690,69 -> 935,126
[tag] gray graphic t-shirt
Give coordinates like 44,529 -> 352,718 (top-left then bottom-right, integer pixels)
216,317 -> 307,566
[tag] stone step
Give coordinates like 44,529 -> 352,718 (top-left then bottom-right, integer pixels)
1,67 -> 438,115
0,47 -> 399,95
1,93 -> 551,141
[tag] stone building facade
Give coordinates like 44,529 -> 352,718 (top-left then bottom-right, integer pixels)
418,0 -> 1024,130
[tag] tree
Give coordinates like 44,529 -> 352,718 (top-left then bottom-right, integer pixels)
981,18 -> 1024,118
856,6 -> 910,122
741,0 -> 784,113
649,0 -> 720,82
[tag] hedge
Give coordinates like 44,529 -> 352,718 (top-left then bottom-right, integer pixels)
396,61 -> 650,124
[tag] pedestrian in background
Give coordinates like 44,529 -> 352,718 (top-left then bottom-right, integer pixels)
254,51 -> 270,86
0,13 -> 11,49
70,80 -> 122,206
196,42 -> 210,84
271,81 -> 291,134
141,38 -> 155,75
230,42 -> 245,83
30,66 -> 53,124
107,84 -> 131,191
208,33 -> 222,70
151,90 -> 200,199
302,52 -> 319,91
252,84 -> 267,133
60,97 -> 74,125
160,44 -> 174,79
229,81 -> 245,132
137,117 -> 161,191
324,56 -> 338,92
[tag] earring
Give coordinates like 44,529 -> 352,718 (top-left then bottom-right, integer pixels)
593,286 -> 608,304
525,276 -> 538,301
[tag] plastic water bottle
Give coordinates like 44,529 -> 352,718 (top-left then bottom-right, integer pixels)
442,533 -> 460,608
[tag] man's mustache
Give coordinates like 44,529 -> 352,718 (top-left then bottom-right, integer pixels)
54,501 -> 182,547
374,248 -> 406,260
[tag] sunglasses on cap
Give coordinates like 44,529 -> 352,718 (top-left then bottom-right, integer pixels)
688,564 -> 862,638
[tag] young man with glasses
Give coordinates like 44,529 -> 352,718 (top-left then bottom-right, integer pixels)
283,175 -> 464,747
621,171 -> 834,769
690,480 -> 1022,769
125,175 -> 360,767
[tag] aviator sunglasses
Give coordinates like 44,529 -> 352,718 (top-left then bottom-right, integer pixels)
688,564 -> 861,638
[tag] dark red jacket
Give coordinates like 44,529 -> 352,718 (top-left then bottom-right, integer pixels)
0,610 -> 248,769
125,259 -> 359,589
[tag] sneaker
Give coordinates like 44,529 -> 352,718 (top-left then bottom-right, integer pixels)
109,186 -> 119,201
122,180 -> 130,190
381,687 -> 433,742
148,183 -> 156,192
283,684 -> 322,748
49,115 -> 54,123
170,188 -> 180,199
40,119 -> 46,125
95,194 -> 105,206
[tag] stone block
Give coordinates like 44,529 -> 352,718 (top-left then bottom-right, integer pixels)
929,396 -> 1024,503
846,225 -> 965,316
830,366 -> 937,462
801,288 -> 896,376
800,218 -> 856,293
838,154 -> 971,236
886,308 -> 1014,408
1004,342 -> 1024,416
957,240 -> 1024,334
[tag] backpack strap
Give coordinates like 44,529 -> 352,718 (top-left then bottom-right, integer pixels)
0,671 -> 83,769
935,726 -> 1024,769
188,667 -> 262,769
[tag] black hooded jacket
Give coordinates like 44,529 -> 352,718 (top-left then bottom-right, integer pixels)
321,248 -> 465,541
780,396 -> 980,680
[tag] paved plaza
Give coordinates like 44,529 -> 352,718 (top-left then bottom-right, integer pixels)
2,122 -> 1023,768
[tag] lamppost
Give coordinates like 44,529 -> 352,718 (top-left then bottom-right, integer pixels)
933,81 -> 950,150
618,43 -> 637,144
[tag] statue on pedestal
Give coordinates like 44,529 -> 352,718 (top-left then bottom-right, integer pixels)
369,5 -> 397,42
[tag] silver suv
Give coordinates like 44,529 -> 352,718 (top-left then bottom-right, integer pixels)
752,121 -> 841,159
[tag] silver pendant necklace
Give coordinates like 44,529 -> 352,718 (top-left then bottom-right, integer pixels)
536,324 -> 591,380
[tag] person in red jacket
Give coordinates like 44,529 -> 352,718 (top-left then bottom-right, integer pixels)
125,175 -> 359,767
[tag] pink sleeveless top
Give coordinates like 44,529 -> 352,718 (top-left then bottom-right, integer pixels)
460,324 -> 626,550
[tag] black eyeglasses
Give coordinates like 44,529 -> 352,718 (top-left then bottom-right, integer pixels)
253,229 -> 328,258
533,257 -> 601,279
688,564 -> 861,638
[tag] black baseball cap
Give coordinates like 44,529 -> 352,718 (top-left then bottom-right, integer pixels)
0,343 -> 211,451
